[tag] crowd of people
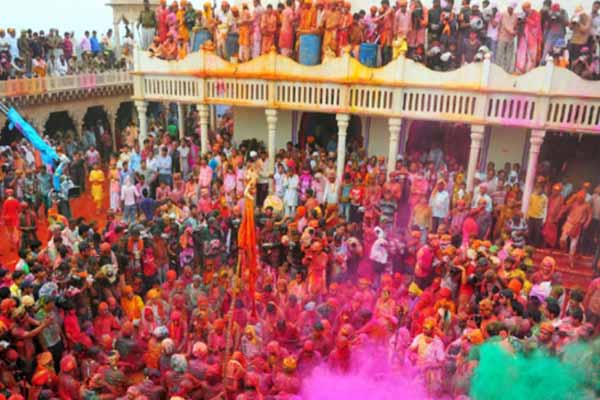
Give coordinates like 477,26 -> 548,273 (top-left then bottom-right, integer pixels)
142,0 -> 600,79
0,27 -> 134,81
0,101 -> 599,400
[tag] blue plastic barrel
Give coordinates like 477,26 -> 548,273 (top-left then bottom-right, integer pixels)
359,43 -> 378,67
192,29 -> 211,51
226,32 -> 240,59
298,33 -> 321,65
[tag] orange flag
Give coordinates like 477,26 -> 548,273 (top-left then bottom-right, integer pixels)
237,189 -> 258,315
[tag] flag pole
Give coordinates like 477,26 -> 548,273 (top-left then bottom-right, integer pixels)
223,252 -> 242,381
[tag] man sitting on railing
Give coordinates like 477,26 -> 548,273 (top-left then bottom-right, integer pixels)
31,56 -> 47,78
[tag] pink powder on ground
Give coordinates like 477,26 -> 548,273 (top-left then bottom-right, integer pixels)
301,344 -> 431,400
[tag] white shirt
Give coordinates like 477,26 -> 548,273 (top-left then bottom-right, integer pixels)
507,170 -> 519,186
486,11 -> 500,41
80,36 -> 91,52
430,190 -> 450,218
370,238 -> 388,264
215,9 -> 234,27
472,192 -> 493,213
179,145 -> 190,160
322,180 -> 339,204
155,154 -> 172,175
486,177 -> 498,193
0,36 -> 9,52
121,184 -> 140,206
7,35 -> 19,58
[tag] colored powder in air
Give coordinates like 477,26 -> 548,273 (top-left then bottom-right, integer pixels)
301,345 -> 430,400
469,340 -> 587,400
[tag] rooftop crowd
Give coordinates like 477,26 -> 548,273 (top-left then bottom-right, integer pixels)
141,0 -> 600,80
0,27 -> 135,81
0,101 -> 599,399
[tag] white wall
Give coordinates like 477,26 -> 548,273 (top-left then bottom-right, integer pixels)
367,116 -> 391,157
233,107 -> 292,152
487,125 -> 528,169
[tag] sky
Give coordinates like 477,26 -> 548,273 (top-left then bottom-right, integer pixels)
0,0 -> 595,39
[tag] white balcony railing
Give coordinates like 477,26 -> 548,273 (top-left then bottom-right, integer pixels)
132,47 -> 600,134
0,70 -> 133,99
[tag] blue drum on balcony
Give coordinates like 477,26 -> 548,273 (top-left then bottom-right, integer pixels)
298,34 -> 321,66
359,43 -> 378,67
226,32 -> 240,60
192,29 -> 211,52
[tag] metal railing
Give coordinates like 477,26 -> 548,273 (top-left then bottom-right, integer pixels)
0,70 -> 133,99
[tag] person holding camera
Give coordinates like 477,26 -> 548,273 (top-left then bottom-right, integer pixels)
515,2 -> 542,74
541,2 -> 569,61
483,1 -> 499,61
428,0 -> 444,44
569,5 -> 593,65
571,46 -> 596,79
456,0 -> 472,58
407,0 -> 428,57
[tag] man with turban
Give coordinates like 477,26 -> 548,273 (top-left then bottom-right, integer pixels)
58,354 -> 80,400
260,4 -> 278,55
408,317 -> 445,395
303,240 -> 329,297
273,356 -> 301,395
559,192 -> 592,261
515,2 -> 542,74
120,284 -> 145,321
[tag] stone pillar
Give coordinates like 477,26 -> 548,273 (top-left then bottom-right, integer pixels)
466,124 -> 485,192
163,102 -> 170,128
335,113 -> 350,188
209,104 -> 217,131
113,21 -> 122,59
400,120 -> 409,158
107,113 -> 117,152
521,129 -> 546,214
177,103 -> 185,140
198,104 -> 209,155
134,100 -> 148,147
105,103 -> 120,153
68,110 -> 85,139
32,115 -> 48,136
265,109 -> 278,174
387,118 -> 402,178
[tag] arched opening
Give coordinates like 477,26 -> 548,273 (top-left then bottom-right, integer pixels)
538,131 -> 600,188
297,112 -> 362,152
44,111 -> 76,140
83,106 -> 112,160
0,120 -> 24,145
405,120 -> 470,168
115,101 -> 135,149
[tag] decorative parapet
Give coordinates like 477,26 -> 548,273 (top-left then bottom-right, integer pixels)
132,47 -> 600,134
0,71 -> 133,108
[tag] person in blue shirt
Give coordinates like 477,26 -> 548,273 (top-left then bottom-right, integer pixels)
36,166 -> 52,216
90,31 -> 101,55
129,146 -> 142,173
155,146 -> 173,186
139,188 -> 157,221
119,161 -> 135,186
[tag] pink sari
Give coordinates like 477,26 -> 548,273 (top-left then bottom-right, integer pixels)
515,10 -> 541,74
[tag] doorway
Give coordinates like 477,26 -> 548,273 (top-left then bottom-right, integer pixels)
298,112 -> 362,153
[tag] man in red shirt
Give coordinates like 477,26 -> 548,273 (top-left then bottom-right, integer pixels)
2,188 -> 22,250
348,176 -> 365,223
